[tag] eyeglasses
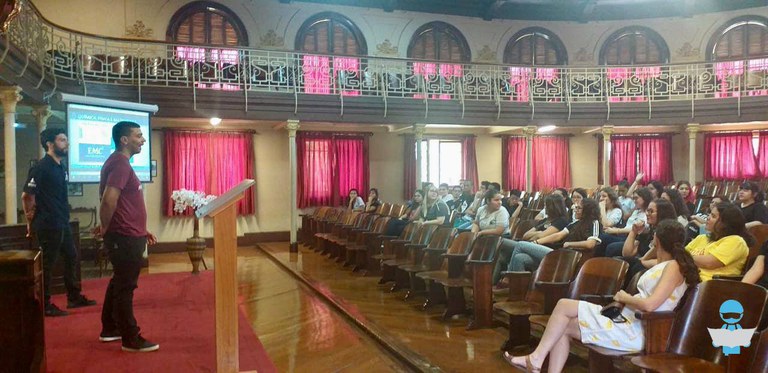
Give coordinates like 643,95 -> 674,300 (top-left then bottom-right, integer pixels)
646,209 -> 656,214
573,206 -> 583,211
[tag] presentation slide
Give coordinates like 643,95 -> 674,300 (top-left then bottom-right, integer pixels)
67,103 -> 151,183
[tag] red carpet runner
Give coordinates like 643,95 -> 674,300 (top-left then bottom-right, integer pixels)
45,271 -> 277,373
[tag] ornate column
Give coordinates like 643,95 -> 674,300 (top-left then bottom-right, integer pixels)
413,123 -> 426,189
287,119 -> 300,253
522,125 -> 537,192
601,125 -> 614,186
685,123 -> 700,183
32,105 -> 52,159
1,86 -> 22,225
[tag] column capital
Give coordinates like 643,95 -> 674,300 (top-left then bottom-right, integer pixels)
0,86 -> 22,113
522,125 -> 537,138
32,105 -> 52,126
685,123 -> 700,140
413,123 -> 426,139
286,119 -> 300,137
601,125 -> 615,138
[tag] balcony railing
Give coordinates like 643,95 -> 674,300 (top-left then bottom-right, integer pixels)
4,0 -> 768,113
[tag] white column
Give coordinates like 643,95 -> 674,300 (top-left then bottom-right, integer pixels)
523,125 -> 537,192
601,125 -> 614,186
414,123 -> 426,189
1,86 -> 22,225
686,123 -> 700,183
32,105 -> 52,159
287,119 -> 300,253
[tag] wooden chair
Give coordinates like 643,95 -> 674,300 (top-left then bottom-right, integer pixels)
527,257 -> 629,341
435,234 -> 504,329
377,202 -> 392,216
372,222 -> 424,283
511,219 -> 537,240
343,216 -> 392,271
713,223 -> 768,282
361,221 -> 419,276
315,211 -> 361,256
382,224 -> 439,291
398,227 -> 457,300
304,206 -> 332,248
494,249 -> 582,350
313,208 -> 348,252
417,232 -> 477,310
389,204 -> 405,218
334,213 -> 377,263
631,280 -> 768,373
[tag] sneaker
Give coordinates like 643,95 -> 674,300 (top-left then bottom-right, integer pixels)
122,335 -> 159,352
45,303 -> 69,317
67,295 -> 97,309
99,330 -> 122,343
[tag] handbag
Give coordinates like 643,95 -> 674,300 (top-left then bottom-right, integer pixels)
600,301 -> 627,323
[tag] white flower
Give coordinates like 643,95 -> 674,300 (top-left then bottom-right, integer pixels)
172,189 -> 217,214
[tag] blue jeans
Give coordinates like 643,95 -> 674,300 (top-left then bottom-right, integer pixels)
506,241 -> 553,272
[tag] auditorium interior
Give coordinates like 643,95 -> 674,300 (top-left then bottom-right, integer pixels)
2,0 -> 768,371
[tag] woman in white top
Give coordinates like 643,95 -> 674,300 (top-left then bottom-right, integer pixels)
661,188 -> 691,227
598,187 -> 623,228
347,189 -> 365,210
472,189 -> 510,236
504,220 -> 700,372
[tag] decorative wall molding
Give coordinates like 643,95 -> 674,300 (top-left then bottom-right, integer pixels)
376,39 -> 398,56
475,45 -> 496,63
259,29 -> 285,48
125,20 -> 153,39
574,47 -> 594,62
675,42 -> 701,58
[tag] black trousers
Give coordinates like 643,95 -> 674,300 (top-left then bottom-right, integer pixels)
36,227 -> 81,304
101,232 -> 146,339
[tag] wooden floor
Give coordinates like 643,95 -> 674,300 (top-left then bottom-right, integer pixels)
143,244 -> 592,372
145,247 -> 408,373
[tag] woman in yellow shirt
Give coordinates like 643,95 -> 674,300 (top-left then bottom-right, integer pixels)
685,201 -> 752,281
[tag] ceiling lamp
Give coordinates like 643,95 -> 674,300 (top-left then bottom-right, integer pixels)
538,125 -> 556,133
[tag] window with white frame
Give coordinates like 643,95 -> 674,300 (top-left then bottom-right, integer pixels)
420,139 -> 463,187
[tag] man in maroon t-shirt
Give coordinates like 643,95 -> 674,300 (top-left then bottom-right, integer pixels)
97,121 -> 159,352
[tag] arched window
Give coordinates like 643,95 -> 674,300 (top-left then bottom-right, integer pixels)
408,22 -> 470,62
407,22 -> 469,100
504,27 -> 567,102
166,2 -> 248,91
600,27 -> 668,102
166,1 -> 248,46
708,17 -> 768,98
295,13 -> 366,96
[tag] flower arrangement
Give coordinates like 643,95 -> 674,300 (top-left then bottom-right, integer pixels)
171,189 -> 217,214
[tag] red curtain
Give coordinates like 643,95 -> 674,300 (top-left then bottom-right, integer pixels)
163,130 -> 254,216
759,133 -> 768,177
502,137 -> 527,190
704,133 -> 758,180
461,136 -> 479,193
638,136 -> 673,184
532,136 -> 571,190
610,137 -> 636,185
403,135 -> 416,199
297,132 -> 369,208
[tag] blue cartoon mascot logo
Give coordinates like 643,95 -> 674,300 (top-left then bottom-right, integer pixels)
709,299 -> 755,356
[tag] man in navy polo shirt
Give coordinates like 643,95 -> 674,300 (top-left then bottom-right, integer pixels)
21,127 -> 96,317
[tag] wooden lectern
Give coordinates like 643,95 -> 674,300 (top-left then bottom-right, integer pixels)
195,179 -> 255,373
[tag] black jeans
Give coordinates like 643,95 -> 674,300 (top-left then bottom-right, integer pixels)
101,232 -> 146,339
36,227 -> 81,304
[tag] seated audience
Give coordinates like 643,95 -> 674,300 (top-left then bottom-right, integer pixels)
646,180 -> 664,200
504,219 -> 699,371
449,185 -> 463,210
384,190 -> 423,236
618,199 -> 678,280
364,188 -> 381,213
347,189 -> 365,211
419,185 -> 450,225
743,240 -> 768,288
596,187 -> 652,257
616,180 -> 635,220
535,188 -> 572,222
471,189 -> 510,236
504,189 -> 523,217
738,181 -> 768,228
676,180 -> 696,215
493,194 -> 569,286
661,188 -> 690,227
490,182 -> 501,192
689,196 -> 724,236
570,188 -> 589,221
504,198 -> 602,273
598,187 -> 623,228
438,183 -> 454,204
685,201 -> 752,281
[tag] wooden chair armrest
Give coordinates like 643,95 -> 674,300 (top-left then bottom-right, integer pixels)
636,311 -> 676,354
712,274 -> 744,281
424,248 -> 447,255
501,271 -> 533,281
360,232 -> 382,237
635,310 -> 676,321
579,294 -> 615,306
404,243 -> 428,250
502,271 -> 533,301
466,259 -> 495,265
378,235 -> 399,241
446,253 -> 470,277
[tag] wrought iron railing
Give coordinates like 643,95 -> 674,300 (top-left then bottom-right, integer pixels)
3,0 -> 768,116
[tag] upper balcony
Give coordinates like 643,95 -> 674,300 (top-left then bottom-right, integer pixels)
3,0 -> 768,126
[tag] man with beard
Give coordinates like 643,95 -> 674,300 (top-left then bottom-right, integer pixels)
22,128 -> 96,317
